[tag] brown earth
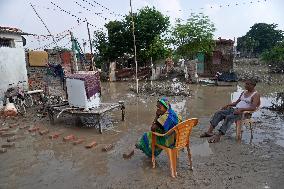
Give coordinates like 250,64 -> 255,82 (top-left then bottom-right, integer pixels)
0,79 -> 284,189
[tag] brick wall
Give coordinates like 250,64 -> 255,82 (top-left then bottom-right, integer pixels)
26,49 -> 75,97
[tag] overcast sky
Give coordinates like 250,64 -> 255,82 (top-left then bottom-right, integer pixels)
0,0 -> 283,50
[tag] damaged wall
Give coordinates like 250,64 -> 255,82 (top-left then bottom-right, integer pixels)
26,50 -> 73,97
201,39 -> 234,77
28,51 -> 48,67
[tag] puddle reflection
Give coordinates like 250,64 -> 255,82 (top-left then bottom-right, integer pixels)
191,141 -> 213,156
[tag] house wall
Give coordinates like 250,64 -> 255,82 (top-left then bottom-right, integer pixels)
0,33 -> 23,48
0,47 -> 28,100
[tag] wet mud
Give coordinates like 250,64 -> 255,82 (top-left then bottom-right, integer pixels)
0,81 -> 284,189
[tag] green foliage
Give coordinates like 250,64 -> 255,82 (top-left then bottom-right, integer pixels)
124,6 -> 170,55
237,23 -> 284,56
170,13 -> 216,59
93,30 -> 109,60
261,41 -> 284,62
143,36 -> 171,61
237,36 -> 259,57
93,6 -> 170,65
261,41 -> 284,73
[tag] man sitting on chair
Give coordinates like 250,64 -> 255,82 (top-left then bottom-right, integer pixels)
200,79 -> 261,143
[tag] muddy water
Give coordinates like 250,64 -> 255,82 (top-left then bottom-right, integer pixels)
0,81 -> 284,189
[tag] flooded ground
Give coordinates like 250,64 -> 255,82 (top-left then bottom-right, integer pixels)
0,81 -> 284,189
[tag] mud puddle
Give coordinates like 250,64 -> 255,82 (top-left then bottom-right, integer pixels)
0,81 -> 284,189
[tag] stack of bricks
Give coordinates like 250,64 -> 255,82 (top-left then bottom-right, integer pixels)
27,67 -> 47,91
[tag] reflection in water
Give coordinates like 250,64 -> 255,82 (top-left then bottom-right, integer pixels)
231,85 -> 274,109
191,141 -> 213,156
171,99 -> 186,115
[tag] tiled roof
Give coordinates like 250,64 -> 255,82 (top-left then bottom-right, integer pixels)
0,26 -> 30,35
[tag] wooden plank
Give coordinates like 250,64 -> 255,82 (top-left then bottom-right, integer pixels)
52,103 -> 121,115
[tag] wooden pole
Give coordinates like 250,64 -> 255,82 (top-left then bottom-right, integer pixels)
87,21 -> 95,71
70,31 -> 78,72
130,0 -> 138,94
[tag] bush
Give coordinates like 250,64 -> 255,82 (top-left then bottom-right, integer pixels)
261,41 -> 284,73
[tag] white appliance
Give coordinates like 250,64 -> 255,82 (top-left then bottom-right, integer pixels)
66,76 -> 100,109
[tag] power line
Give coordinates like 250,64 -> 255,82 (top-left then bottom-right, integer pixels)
83,0 -> 123,17
164,0 -> 269,13
30,3 -> 57,46
74,1 -> 108,20
32,33 -> 69,50
206,0 -> 267,9
29,22 -> 82,39
50,1 -> 96,27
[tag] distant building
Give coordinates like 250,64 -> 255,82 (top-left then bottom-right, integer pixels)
0,26 -> 29,100
197,38 -> 235,77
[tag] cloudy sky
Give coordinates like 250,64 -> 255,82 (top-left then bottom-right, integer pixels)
0,0 -> 283,50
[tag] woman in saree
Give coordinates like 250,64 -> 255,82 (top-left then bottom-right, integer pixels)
123,97 -> 182,158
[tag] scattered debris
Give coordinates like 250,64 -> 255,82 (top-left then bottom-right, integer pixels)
49,131 -> 63,139
7,136 -> 18,142
0,148 -> 7,153
85,141 -> 97,149
1,142 -> 15,148
269,92 -> 284,113
234,58 -> 284,84
0,127 -> 10,132
39,129 -> 49,135
28,126 -> 40,132
73,138 -> 85,145
130,79 -> 191,96
123,150 -> 134,159
9,124 -> 18,128
0,132 -> 16,137
19,125 -> 29,129
63,135 -> 76,142
3,103 -> 17,117
102,144 -> 114,152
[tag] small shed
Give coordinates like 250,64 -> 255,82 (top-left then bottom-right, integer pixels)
197,38 -> 234,77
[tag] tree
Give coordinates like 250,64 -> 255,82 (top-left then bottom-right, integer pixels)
93,30 -> 109,59
237,23 -> 284,56
170,13 -> 216,59
261,41 -> 284,73
124,6 -> 170,57
237,36 -> 259,58
92,30 -> 110,68
93,6 -> 170,65
143,36 -> 171,62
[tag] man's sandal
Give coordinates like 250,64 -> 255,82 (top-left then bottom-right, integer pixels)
200,132 -> 214,138
208,134 -> 221,143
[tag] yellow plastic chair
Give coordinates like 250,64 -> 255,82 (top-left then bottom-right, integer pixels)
235,105 -> 260,142
151,118 -> 198,178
